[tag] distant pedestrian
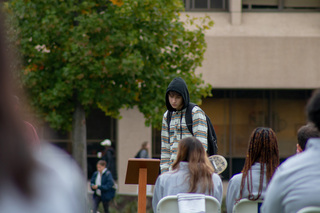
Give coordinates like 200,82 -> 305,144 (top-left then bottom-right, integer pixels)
91,160 -> 115,213
160,77 -> 225,174
135,141 -> 150,158
100,139 -> 117,181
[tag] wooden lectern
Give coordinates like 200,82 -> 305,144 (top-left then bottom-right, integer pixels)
125,158 -> 160,213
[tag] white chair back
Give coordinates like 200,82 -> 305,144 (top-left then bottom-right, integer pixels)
297,207 -> 320,213
156,194 -> 221,213
232,199 -> 263,213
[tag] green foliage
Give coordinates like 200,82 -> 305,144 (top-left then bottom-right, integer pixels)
5,0 -> 212,131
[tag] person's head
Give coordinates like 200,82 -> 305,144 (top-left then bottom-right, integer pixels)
168,91 -> 184,111
165,77 -> 190,111
297,123 -> 320,153
0,11 -> 36,198
141,141 -> 149,150
306,89 -> 320,131
97,160 -> 107,173
239,127 -> 279,201
172,137 -> 214,194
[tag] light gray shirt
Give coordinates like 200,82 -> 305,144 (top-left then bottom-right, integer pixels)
0,143 -> 87,213
226,163 -> 267,213
261,138 -> 320,213
152,162 -> 223,213
139,149 -> 149,158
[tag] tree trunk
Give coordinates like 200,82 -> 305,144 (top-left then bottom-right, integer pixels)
72,103 -> 87,178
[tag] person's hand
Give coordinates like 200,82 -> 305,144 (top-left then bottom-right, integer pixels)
92,185 -> 98,190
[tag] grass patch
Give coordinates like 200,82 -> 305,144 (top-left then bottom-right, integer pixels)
92,194 -> 153,213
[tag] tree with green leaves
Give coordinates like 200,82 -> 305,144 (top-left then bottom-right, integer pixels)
5,0 -> 213,176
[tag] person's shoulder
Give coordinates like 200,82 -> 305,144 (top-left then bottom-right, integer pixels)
279,150 -> 311,171
162,110 -> 169,120
104,170 -> 112,177
266,153 -> 311,188
229,173 -> 243,183
211,173 -> 222,182
92,171 -> 98,177
159,170 -> 177,180
190,105 -> 205,114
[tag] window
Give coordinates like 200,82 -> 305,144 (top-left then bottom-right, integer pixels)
152,128 -> 161,158
242,0 -> 320,11
183,0 -> 227,11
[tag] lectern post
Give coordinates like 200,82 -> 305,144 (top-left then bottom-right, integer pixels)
138,168 -> 147,213
125,158 -> 160,213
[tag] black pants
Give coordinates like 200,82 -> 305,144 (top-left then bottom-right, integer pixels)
93,195 -> 109,213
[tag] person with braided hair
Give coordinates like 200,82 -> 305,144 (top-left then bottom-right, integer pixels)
226,127 -> 279,213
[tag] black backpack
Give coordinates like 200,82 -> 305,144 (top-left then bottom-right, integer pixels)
134,150 -> 142,158
166,103 -> 218,156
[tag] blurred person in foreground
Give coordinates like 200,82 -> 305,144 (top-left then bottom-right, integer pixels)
226,127 -> 279,213
152,137 -> 223,213
0,10 -> 87,213
261,89 -> 320,213
13,95 -> 41,148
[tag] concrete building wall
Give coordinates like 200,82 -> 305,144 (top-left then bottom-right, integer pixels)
200,36 -> 320,88
117,107 -> 152,194
180,12 -> 320,88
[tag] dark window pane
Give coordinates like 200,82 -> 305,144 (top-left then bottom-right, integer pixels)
52,142 -> 72,155
284,0 -> 320,9
195,0 -> 208,8
86,108 -> 112,139
152,128 -> 161,158
211,0 -> 224,8
252,5 -> 278,9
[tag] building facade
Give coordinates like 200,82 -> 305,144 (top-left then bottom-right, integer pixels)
118,0 -> 320,194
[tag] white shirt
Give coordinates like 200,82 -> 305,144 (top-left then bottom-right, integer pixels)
95,168 -> 107,196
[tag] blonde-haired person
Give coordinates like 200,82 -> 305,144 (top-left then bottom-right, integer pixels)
226,127 -> 279,213
152,137 -> 223,212
135,141 -> 150,158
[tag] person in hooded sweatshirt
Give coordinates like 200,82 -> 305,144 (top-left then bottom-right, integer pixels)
160,77 -> 208,173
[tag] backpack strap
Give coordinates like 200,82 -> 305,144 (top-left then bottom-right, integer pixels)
185,103 -> 197,135
166,111 -> 173,133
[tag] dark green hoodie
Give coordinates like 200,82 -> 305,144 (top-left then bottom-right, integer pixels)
165,77 -> 190,112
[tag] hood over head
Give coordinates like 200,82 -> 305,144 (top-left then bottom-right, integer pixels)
165,77 -> 190,111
